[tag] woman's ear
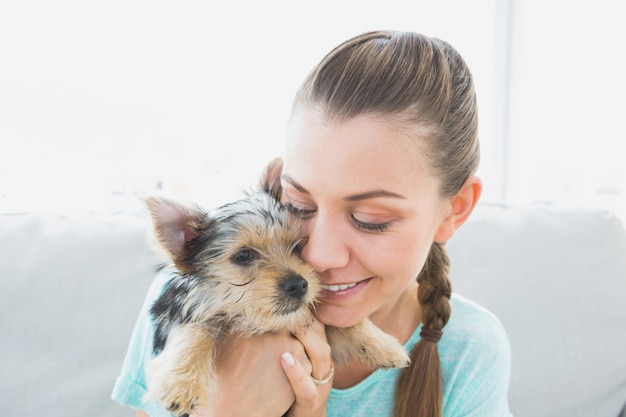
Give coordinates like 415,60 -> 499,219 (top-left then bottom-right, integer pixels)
434,175 -> 482,243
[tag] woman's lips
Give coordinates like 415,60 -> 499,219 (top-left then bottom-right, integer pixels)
319,278 -> 372,298
321,282 -> 358,292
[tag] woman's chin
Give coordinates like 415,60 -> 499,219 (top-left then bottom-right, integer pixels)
315,305 -> 365,328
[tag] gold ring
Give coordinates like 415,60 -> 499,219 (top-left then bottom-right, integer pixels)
310,366 -> 334,385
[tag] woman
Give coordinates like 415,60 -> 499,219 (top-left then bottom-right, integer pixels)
113,30 -> 512,417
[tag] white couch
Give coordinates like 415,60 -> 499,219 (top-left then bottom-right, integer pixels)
1,203 -> 625,417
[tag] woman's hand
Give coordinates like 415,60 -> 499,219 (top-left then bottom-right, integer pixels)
186,317 -> 333,417
281,318 -> 334,417
189,332 -> 311,417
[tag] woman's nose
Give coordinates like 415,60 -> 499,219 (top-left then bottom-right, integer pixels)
300,215 -> 350,272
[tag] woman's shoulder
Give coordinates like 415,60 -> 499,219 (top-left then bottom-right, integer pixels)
439,292 -> 511,377
444,293 -> 510,349
438,293 -> 512,375
439,294 -> 513,416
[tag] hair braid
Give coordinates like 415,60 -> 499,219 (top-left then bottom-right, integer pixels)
394,242 -> 451,417
418,241 -> 452,331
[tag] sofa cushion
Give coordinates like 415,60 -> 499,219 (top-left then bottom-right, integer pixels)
0,212 -> 158,417
449,204 -> 626,417
1,203 -> 625,417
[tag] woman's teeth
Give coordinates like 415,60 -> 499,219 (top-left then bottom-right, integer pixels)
321,282 -> 358,292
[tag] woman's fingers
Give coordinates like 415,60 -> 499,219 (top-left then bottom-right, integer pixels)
281,351 -> 318,400
281,350 -> 332,416
281,318 -> 333,416
294,319 -> 333,381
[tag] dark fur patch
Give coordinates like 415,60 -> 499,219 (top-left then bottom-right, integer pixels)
150,275 -> 198,355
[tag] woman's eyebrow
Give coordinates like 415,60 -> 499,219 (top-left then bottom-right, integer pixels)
281,174 -> 310,194
345,190 -> 406,201
281,174 -> 405,201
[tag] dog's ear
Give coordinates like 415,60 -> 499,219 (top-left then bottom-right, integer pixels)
259,157 -> 283,201
144,196 -> 211,274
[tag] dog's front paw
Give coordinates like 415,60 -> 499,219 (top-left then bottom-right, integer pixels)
146,351 -> 215,417
359,334 -> 411,370
147,364 -> 208,417
146,323 -> 217,416
160,385 -> 201,417
326,319 -> 410,369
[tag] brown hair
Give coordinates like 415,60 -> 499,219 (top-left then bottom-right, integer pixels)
292,30 -> 480,417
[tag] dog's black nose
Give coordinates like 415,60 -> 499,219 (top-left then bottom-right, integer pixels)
280,274 -> 308,299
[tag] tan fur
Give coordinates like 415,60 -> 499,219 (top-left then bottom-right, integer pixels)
147,324 -> 216,413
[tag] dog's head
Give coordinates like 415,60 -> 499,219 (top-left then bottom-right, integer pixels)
144,184 -> 319,333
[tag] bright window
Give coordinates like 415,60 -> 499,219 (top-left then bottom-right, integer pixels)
0,1 -> 498,213
2,1 -> 623,222
505,0 -> 626,221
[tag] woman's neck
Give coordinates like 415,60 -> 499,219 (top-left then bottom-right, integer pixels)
369,281 -> 421,344
333,281 -> 421,389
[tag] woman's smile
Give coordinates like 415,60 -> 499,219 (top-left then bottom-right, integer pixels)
319,277 -> 372,299
321,282 -> 358,293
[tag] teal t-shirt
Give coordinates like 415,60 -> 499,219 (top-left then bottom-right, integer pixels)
112,272 -> 512,416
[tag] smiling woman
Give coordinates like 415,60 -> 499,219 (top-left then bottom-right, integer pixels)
113,29 -> 510,417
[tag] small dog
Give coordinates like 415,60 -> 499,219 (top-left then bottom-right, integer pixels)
143,162 -> 410,416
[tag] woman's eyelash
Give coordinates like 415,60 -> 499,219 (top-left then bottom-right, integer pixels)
284,203 -> 315,217
285,203 -> 390,233
352,216 -> 390,233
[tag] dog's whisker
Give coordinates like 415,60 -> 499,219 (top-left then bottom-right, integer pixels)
233,291 -> 245,304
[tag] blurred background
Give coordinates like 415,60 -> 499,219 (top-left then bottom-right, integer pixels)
1,0 -> 624,220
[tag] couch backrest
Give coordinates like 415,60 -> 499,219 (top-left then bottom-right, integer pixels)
0,212 -> 158,417
449,204 -> 626,417
1,204 -> 625,417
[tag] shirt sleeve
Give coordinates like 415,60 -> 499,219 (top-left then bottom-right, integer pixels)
111,271 -> 174,417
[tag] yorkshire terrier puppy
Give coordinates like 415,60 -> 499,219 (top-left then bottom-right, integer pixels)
144,161 -> 410,417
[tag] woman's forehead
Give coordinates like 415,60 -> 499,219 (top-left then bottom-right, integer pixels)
285,110 -> 430,170
282,110 -> 439,199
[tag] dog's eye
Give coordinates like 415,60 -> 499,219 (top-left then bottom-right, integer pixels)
291,239 -> 305,256
232,249 -> 259,265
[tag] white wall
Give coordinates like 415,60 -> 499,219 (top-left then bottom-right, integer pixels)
7,1 -> 623,221
506,0 -> 625,220
0,0 -> 498,213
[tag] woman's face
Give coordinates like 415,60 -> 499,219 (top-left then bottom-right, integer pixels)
281,109 -> 451,329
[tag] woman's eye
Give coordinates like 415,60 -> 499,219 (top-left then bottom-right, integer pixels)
352,216 -> 390,233
285,203 -> 315,218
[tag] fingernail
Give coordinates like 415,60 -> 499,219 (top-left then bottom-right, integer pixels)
282,352 -> 295,366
